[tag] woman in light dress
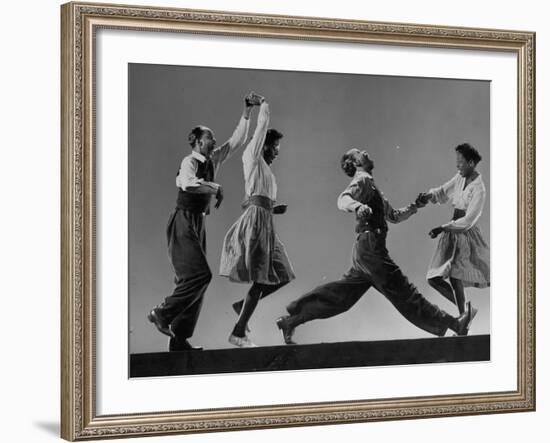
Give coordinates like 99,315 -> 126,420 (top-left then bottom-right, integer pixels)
419,143 -> 490,323
219,94 -> 295,347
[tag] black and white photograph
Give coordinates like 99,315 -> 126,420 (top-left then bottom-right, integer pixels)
128,63 -> 491,377
3,0 -> 546,441
53,1 -> 537,441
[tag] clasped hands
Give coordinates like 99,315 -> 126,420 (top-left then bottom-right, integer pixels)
355,191 -> 430,222
245,91 -> 265,107
414,192 -> 431,208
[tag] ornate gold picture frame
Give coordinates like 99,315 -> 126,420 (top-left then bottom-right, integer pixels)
61,1 -> 535,440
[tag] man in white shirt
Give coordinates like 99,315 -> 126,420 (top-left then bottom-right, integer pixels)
147,92 -> 262,351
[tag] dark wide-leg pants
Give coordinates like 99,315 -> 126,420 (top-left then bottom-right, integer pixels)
286,231 -> 453,337
158,208 -> 212,339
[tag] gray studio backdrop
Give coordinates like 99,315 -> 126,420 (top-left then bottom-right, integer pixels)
129,63 -> 490,354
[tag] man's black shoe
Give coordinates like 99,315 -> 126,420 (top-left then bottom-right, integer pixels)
455,303 -> 475,336
276,316 -> 297,345
169,337 -> 203,352
147,307 -> 174,338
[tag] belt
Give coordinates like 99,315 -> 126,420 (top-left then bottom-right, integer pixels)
358,227 -> 386,235
176,207 -> 206,215
242,195 -> 274,211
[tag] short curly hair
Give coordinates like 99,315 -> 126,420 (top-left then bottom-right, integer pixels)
455,143 -> 482,165
340,151 -> 358,177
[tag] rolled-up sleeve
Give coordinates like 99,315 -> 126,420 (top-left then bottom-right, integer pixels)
443,186 -> 485,232
175,157 -> 219,193
429,174 -> 458,204
176,157 -> 200,190
337,179 -> 365,213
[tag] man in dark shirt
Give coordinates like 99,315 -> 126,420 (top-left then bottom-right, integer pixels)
276,148 -> 475,344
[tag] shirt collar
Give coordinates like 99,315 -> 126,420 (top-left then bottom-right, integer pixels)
458,172 -> 483,184
191,150 -> 207,163
355,170 -> 373,180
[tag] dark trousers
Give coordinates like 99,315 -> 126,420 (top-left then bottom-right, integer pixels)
287,231 -> 453,337
159,208 -> 212,339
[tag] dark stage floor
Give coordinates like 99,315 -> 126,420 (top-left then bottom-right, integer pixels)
130,334 -> 490,377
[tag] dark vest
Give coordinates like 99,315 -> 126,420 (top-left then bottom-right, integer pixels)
176,156 -> 215,214
355,177 -> 388,234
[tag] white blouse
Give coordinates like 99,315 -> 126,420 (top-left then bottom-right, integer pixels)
429,172 -> 486,232
242,102 -> 278,200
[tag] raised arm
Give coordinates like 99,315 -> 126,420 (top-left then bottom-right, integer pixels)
210,96 -> 254,168
242,101 -> 270,162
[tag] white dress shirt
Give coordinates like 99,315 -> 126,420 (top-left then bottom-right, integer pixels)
176,115 -> 250,192
242,102 -> 278,200
429,172 -> 486,232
